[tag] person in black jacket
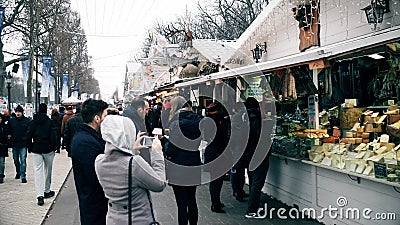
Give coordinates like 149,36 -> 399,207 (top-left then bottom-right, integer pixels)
63,103 -> 83,157
50,108 -> 62,153
71,99 -> 108,225
122,97 -> 149,134
243,97 -> 272,219
230,102 -> 250,202
202,101 -> 231,213
26,103 -> 58,206
161,96 -> 203,225
8,105 -> 31,183
122,97 -> 151,163
0,113 -> 10,183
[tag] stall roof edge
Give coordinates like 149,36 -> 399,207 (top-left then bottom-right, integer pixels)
176,26 -> 400,88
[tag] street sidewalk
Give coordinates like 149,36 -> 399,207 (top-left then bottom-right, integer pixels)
43,170 -> 321,225
0,147 -> 322,225
0,149 -> 71,225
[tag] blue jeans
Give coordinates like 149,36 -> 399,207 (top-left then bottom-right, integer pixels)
0,157 -> 5,178
12,147 -> 27,179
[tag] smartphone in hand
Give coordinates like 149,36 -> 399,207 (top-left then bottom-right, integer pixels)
141,136 -> 155,147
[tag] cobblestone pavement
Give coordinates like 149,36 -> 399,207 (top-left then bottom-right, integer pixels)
0,149 -> 71,225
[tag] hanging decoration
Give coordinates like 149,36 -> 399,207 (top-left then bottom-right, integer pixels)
61,73 -> 69,101
292,0 -> 320,51
21,60 -> 30,97
40,55 -> 52,98
0,7 -> 4,39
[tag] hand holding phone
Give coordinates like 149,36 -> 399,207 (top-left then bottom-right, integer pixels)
134,132 -> 148,150
141,136 -> 155,147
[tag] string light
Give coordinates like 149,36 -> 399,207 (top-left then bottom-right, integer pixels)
229,0 -> 400,66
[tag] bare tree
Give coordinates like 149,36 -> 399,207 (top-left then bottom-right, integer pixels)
1,0 -> 100,103
154,0 -> 268,43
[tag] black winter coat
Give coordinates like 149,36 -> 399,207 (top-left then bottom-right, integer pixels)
63,114 -> 83,157
51,113 -> 62,145
237,108 -> 261,168
202,113 -> 231,163
161,110 -> 203,185
8,116 -> 30,148
0,123 -> 10,157
26,113 -> 58,154
162,110 -> 202,166
71,124 -> 107,225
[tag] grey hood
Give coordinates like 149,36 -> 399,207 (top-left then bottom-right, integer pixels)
101,115 -> 136,155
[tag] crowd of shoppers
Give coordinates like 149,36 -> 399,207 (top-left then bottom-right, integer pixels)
0,95 -> 272,225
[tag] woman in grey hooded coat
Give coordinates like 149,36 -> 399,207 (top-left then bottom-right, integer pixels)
95,115 -> 166,225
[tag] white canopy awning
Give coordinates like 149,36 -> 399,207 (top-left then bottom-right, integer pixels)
61,96 -> 83,105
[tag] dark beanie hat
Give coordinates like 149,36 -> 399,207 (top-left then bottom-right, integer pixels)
39,103 -> 47,114
15,105 -> 24,113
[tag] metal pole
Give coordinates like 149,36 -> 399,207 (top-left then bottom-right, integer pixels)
7,82 -> 11,112
35,43 -> 39,111
35,0 -> 39,112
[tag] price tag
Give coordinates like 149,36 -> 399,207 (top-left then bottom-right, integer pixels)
373,162 -> 387,179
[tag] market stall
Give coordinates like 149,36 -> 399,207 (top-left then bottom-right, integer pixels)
263,39 -> 400,224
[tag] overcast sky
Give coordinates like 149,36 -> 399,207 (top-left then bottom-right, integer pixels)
70,0 -> 197,100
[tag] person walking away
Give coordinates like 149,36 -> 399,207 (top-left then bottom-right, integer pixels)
50,108 -> 62,153
0,113 -> 10,183
243,97 -> 272,219
71,99 -> 109,225
8,105 -> 31,183
161,96 -> 203,225
26,103 -> 58,206
63,103 -> 83,157
95,115 -> 166,225
201,101 -> 231,213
